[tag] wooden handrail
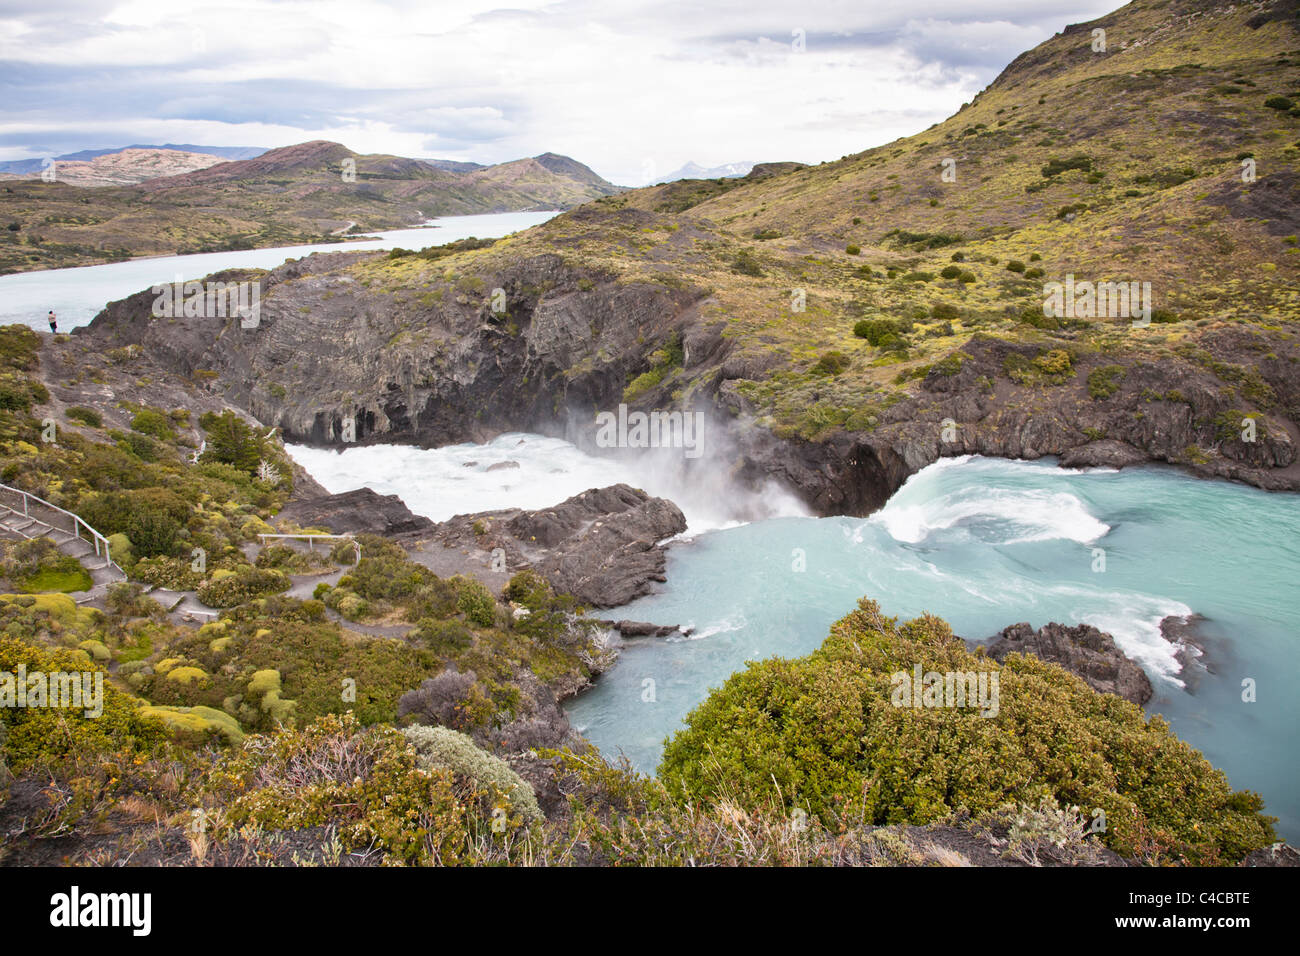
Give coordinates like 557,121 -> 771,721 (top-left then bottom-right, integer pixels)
257,532 -> 360,566
0,481 -> 123,575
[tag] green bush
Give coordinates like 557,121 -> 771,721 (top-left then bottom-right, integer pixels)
1035,349 -> 1072,376
1264,96 -> 1293,111
813,351 -> 850,375
731,249 -> 764,277
0,636 -> 165,772
623,367 -> 667,403
414,617 -> 475,654
931,302 -> 960,320
1041,155 -> 1093,178
106,533 -> 134,571
65,406 -> 102,428
931,353 -> 964,377
130,408 -> 176,441
255,544 -> 332,574
939,265 -> 963,279
455,576 -> 497,627
132,555 -> 204,591
198,410 -> 266,474
845,244 -> 861,255
348,541 -> 434,602
0,373 -> 48,412
2,537 -> 91,592
210,714 -> 481,865
1087,365 -> 1126,400
196,567 -> 290,608
886,230 -> 963,250
1006,260 -> 1026,273
659,598 -> 1276,864
853,319 -> 899,345
78,488 -> 189,558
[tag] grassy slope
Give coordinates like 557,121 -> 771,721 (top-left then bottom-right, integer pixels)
464,0 -> 1300,438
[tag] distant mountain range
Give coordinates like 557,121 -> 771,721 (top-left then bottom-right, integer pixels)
0,141 -> 624,272
653,161 -> 756,185
0,148 -> 231,187
0,144 -> 267,176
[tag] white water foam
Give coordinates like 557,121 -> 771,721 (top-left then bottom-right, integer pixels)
287,432 -> 808,533
874,486 -> 1110,545
1069,591 -> 1198,687
670,617 -> 748,642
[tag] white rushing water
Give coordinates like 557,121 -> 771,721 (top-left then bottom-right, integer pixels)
287,432 -> 808,533
0,210 -> 558,330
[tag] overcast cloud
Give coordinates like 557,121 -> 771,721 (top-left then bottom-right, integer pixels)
0,0 -> 1121,184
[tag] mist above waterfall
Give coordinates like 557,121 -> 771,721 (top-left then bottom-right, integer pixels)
286,428 -> 808,533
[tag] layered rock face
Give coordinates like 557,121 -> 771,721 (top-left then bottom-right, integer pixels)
985,621 -> 1155,706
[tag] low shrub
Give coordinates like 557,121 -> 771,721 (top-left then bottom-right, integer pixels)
853,318 -> 900,345
65,406 -> 102,428
455,576 -> 498,628
1087,365 -> 1126,400
403,724 -> 542,820
196,567 -> 290,608
813,351 -> 851,375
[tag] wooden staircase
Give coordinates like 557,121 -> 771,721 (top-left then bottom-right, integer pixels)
0,484 -> 125,596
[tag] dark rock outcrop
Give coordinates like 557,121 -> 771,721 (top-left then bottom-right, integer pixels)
985,621 -> 1154,706
599,619 -> 688,638
426,483 -> 686,607
278,487 -> 434,536
1241,843 -> 1300,867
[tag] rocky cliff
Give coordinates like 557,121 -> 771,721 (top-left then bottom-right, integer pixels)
74,231 -> 1300,520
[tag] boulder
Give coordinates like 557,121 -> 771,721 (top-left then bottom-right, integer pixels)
277,486 -> 434,536
985,621 -> 1154,705
430,483 -> 686,607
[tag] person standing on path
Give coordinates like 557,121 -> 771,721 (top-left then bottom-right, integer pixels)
47,310 -> 57,334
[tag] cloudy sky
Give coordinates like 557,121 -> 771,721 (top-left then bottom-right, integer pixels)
0,0 -> 1121,184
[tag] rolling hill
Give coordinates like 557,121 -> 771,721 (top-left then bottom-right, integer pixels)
0,142 -> 622,272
